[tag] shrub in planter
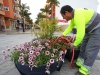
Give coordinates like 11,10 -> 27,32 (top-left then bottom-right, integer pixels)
2,37 -> 68,75
32,18 -> 64,39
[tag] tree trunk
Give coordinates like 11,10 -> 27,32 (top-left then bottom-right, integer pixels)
22,18 -> 25,32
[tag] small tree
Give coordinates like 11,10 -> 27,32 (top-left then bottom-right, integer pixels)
18,3 -> 31,32
40,6 -> 51,19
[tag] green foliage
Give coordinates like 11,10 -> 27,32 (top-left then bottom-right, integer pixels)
33,18 -> 63,39
49,0 -> 60,7
2,39 -> 67,72
40,6 -> 51,13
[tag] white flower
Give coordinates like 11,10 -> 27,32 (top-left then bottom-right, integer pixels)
51,53 -> 54,57
45,51 -> 50,55
36,52 -> 40,56
2,50 -> 6,54
46,62 -> 50,66
50,59 -> 54,63
29,50 -> 34,55
45,69 -> 50,74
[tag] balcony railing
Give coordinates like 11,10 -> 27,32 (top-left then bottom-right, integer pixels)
14,0 -> 19,4
16,14 -> 21,19
15,7 -> 20,11
46,0 -> 50,3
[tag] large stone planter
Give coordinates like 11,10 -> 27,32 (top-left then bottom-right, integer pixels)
15,55 -> 65,75
65,47 -> 80,62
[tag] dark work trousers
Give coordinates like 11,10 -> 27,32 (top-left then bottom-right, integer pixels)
78,26 -> 100,68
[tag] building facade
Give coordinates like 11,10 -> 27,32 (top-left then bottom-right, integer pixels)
0,0 -> 21,31
0,0 -> 5,31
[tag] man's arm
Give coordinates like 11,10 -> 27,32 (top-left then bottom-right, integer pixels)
73,12 -> 85,47
62,20 -> 74,36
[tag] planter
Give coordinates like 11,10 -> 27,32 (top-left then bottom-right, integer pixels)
72,28 -> 77,34
65,47 -> 80,62
15,55 -> 65,75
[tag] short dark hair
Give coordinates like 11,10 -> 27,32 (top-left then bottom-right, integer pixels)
60,5 -> 73,15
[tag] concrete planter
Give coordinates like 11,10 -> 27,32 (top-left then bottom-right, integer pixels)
15,55 -> 65,75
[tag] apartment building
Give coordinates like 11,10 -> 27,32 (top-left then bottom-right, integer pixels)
0,0 -> 5,31
0,0 -> 21,31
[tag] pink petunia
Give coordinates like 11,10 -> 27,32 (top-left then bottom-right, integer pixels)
21,61 -> 25,65
28,61 -> 34,66
51,53 -> 54,57
45,69 -> 50,74
29,50 -> 34,55
59,56 -> 62,61
64,50 -> 67,54
36,52 -> 40,56
3,56 -> 7,60
50,59 -> 54,63
46,62 -> 50,67
45,42 -> 49,46
28,57 -> 33,61
45,51 -> 50,55
19,56 -> 24,61
2,50 -> 6,54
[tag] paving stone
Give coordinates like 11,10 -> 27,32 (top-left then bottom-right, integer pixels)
4,67 -> 20,75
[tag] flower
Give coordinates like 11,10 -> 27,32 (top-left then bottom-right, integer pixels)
51,53 -> 54,57
46,62 -> 50,67
2,50 -> 6,54
50,59 -> 54,63
45,51 -> 50,55
2,37 -> 69,74
29,50 -> 34,55
3,56 -> 7,60
45,69 -> 50,74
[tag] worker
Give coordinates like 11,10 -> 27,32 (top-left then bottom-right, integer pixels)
59,5 -> 100,75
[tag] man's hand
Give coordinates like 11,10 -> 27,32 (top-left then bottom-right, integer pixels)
57,35 -> 65,40
69,43 -> 75,48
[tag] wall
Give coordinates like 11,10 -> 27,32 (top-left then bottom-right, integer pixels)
5,19 -> 10,28
0,0 -> 5,16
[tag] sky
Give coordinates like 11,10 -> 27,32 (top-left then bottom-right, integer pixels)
21,0 -> 46,22
21,0 -> 100,22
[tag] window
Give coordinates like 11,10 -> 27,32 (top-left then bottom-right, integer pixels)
14,0 -> 18,1
14,13 -> 16,17
16,11 -> 19,14
4,6 -> 9,11
14,0 -> 18,2
0,4 -> 3,10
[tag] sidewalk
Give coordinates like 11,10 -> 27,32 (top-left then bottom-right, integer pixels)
4,29 -> 32,35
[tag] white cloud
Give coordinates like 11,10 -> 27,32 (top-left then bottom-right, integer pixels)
97,0 -> 100,13
21,0 -> 46,22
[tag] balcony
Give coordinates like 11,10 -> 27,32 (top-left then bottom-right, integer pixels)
46,0 -> 50,3
15,7 -> 20,11
16,14 -> 21,19
0,11 -> 5,16
0,4 -> 5,15
14,0 -> 19,4
0,0 -> 3,4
